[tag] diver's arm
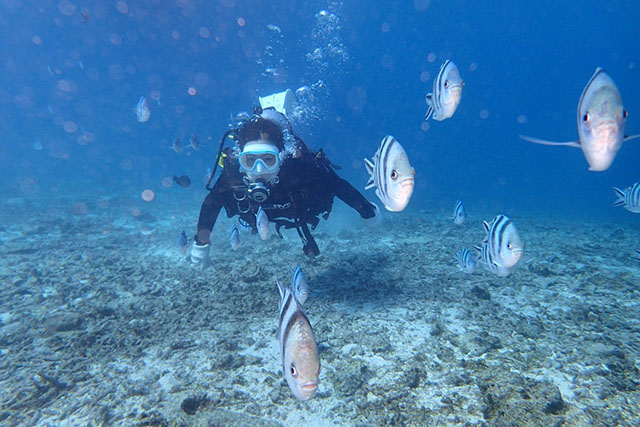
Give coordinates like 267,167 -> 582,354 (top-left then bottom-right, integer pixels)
195,184 -> 225,245
333,176 -> 376,219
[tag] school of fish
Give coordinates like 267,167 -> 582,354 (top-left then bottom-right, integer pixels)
170,60 -> 640,402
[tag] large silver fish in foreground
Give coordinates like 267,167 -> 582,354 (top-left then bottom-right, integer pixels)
425,60 -> 464,121
520,68 -> 640,171
276,278 -> 320,401
613,182 -> 640,213
474,214 -> 524,277
364,135 -> 415,212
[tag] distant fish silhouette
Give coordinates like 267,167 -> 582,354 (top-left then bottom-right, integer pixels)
173,175 -> 191,188
172,137 -> 182,153
189,133 -> 200,150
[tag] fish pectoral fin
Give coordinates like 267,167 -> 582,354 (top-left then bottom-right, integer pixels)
425,93 -> 433,106
365,178 -> 375,190
623,134 -> 640,143
519,135 -> 580,148
424,107 -> 434,121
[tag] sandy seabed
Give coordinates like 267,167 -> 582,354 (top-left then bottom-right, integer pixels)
1,191 -> 640,426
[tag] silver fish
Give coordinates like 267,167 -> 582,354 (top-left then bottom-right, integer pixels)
613,182 -> 640,213
291,265 -> 309,305
189,133 -> 200,150
455,248 -> 476,273
276,278 -> 320,401
177,230 -> 188,254
230,224 -> 240,250
256,206 -> 269,240
134,96 -> 150,122
475,214 -> 524,277
520,68 -> 640,172
364,135 -> 415,212
425,60 -> 464,121
452,200 -> 466,225
172,137 -> 182,153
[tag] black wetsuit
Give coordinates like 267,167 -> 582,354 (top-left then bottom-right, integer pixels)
196,141 -> 376,256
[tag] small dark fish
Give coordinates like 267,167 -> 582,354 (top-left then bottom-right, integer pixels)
80,9 -> 89,23
189,133 -> 200,150
173,175 -> 191,187
172,137 -> 182,153
177,230 -> 189,253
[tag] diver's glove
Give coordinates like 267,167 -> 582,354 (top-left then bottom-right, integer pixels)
362,202 -> 382,227
190,242 -> 210,268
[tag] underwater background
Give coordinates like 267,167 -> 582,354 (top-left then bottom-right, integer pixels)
1,0 -> 640,425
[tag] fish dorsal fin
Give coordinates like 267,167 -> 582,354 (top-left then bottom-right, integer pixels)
276,277 -> 285,302
482,220 -> 491,235
519,135 -> 580,148
623,134 -> 640,143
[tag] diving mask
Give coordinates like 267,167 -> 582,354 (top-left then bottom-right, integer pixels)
239,142 -> 281,175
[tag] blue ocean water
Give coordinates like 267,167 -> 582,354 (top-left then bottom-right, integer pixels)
1,0 -> 640,424
1,0 -> 638,222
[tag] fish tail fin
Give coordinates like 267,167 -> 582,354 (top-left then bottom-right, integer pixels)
612,187 -> 626,206
364,158 -> 375,189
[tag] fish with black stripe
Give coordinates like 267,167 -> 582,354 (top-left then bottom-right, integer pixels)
455,248 -> 477,273
474,214 -> 524,277
452,200 -> 466,225
424,60 -> 464,121
276,277 -> 320,401
613,182 -> 640,213
364,135 -> 415,212
520,68 -> 640,172
291,265 -> 309,305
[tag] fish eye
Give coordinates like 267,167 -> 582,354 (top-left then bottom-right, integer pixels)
290,364 -> 297,377
583,113 -> 589,123
390,170 -> 398,180
507,242 -> 512,249
623,109 -> 628,119
444,81 -> 449,89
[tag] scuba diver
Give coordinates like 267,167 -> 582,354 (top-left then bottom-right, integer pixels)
190,90 -> 380,266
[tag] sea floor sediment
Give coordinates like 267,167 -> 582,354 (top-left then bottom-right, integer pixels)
1,193 -> 639,426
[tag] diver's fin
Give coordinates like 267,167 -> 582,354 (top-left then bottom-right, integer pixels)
623,134 -> 640,143
519,135 -> 580,147
364,158 -> 375,190
612,187 -> 626,207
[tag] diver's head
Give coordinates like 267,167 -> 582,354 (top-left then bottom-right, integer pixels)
237,109 -> 288,184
